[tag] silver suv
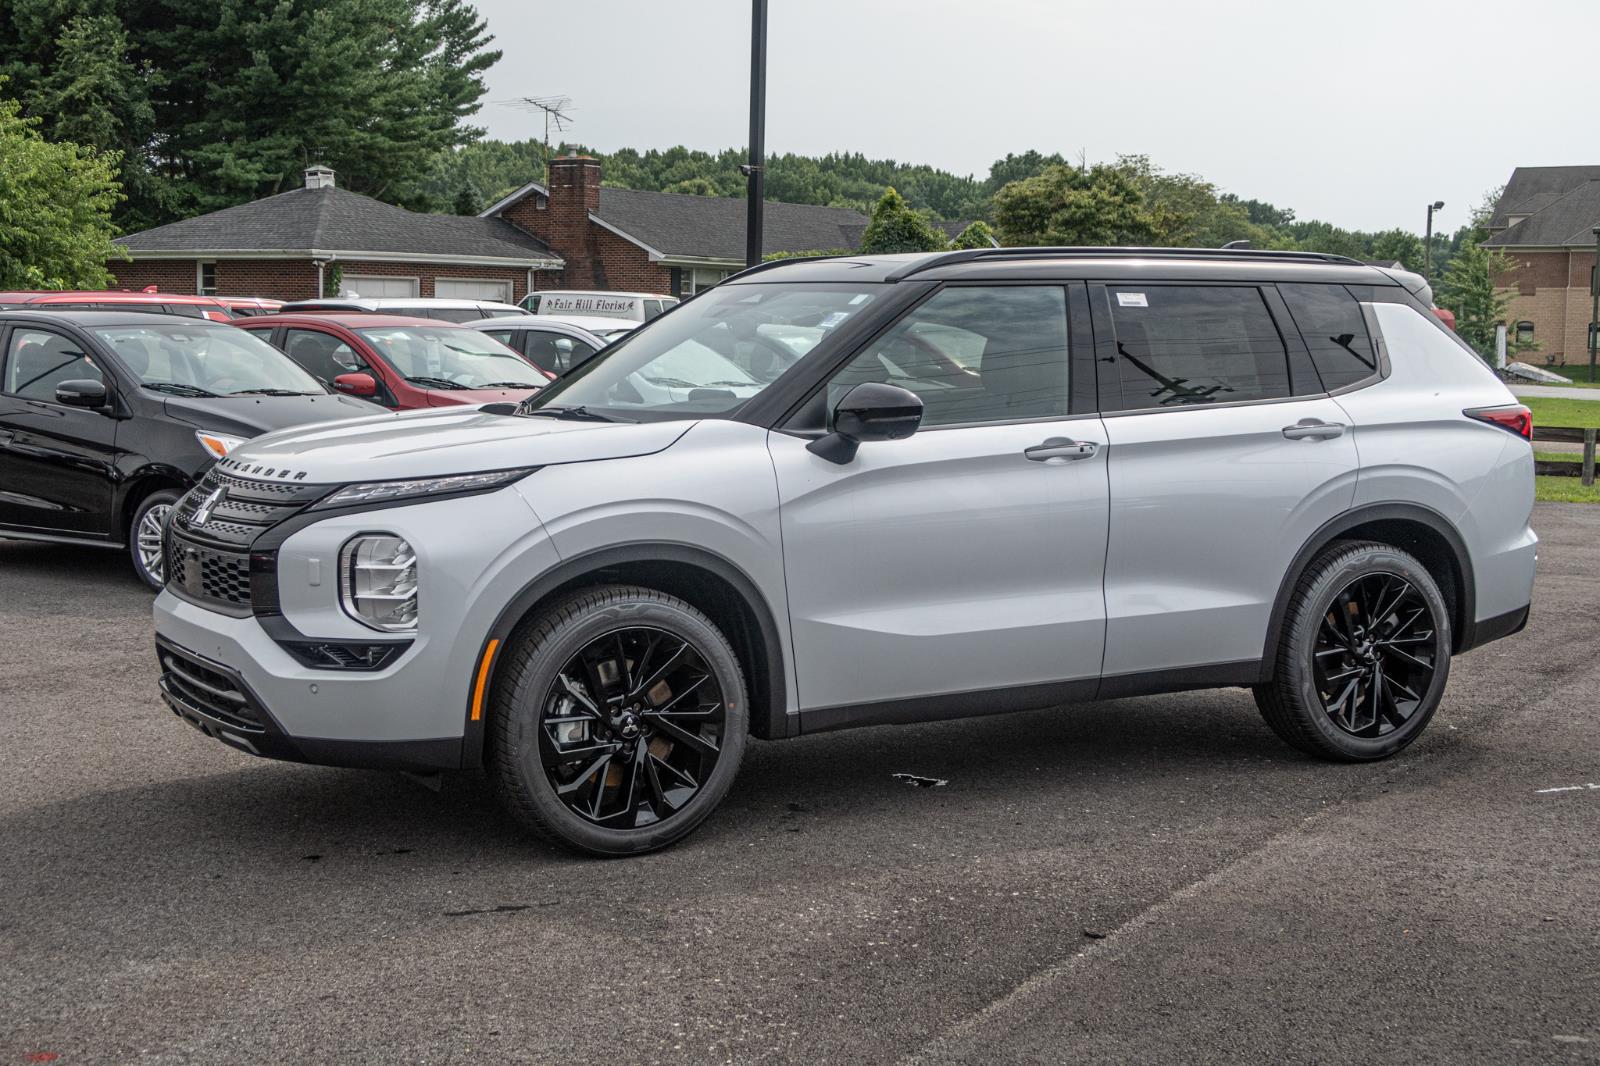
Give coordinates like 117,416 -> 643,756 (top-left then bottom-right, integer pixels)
153,248 -> 1536,856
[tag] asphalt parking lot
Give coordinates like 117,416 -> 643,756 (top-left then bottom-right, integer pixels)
3,505 -> 1598,1065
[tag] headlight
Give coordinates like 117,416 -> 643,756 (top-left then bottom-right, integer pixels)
196,431 -> 247,458
340,535 -> 418,632
309,468 -> 534,510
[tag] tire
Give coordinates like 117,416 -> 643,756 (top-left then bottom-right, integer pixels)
487,584 -> 749,856
1254,540 -> 1452,762
128,489 -> 182,591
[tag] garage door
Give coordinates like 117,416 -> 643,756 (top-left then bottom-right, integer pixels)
436,278 -> 512,302
342,276 -> 418,298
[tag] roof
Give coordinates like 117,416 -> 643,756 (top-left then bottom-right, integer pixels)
1489,167 -> 1600,229
1483,180 -> 1600,248
236,312 -> 474,329
0,290 -> 224,305
0,308 -> 233,326
116,186 -> 561,266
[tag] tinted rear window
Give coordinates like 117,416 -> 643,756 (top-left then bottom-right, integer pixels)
1278,283 -> 1378,391
1106,285 -> 1290,407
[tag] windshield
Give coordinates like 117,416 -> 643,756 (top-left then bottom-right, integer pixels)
527,283 -> 885,419
355,326 -> 546,389
93,324 -> 326,396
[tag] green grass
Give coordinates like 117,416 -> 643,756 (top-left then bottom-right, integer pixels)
1536,475 -> 1600,503
1530,362 -> 1600,385
1522,396 -> 1600,431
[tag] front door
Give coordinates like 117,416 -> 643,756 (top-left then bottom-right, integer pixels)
1091,282 -> 1361,679
771,284 -> 1109,719
0,325 -> 120,538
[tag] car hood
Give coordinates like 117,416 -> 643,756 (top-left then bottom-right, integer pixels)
161,393 -> 386,436
425,386 -> 541,407
223,406 -> 694,483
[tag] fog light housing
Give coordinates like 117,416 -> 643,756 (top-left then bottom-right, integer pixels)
339,534 -> 418,632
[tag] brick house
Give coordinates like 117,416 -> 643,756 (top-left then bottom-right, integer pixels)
1484,166 -> 1600,364
109,165 -> 563,303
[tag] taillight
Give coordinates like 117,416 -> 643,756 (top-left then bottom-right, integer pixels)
1465,404 -> 1532,440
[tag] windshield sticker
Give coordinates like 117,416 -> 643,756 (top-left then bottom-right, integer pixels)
1117,292 -> 1149,308
818,312 -> 848,329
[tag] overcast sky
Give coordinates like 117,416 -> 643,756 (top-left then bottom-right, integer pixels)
473,0 -> 1594,234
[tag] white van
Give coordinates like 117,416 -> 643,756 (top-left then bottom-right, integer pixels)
524,290 -> 679,322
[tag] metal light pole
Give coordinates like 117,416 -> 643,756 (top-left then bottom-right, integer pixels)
1424,200 -> 1445,281
1589,226 -> 1600,382
743,0 -> 768,268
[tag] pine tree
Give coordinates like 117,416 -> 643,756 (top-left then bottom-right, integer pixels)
859,187 -> 951,254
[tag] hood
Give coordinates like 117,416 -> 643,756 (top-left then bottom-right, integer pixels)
223,405 -> 694,483
162,393 -> 386,436
426,386 -> 541,407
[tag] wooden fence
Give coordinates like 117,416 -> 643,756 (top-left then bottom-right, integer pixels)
1532,426 -> 1597,486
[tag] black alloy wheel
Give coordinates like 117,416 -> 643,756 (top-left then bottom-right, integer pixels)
488,585 -> 748,856
540,627 -> 728,828
1312,572 -> 1439,738
1255,541 -> 1451,761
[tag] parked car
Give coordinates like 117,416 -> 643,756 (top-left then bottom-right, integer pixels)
467,316 -> 617,377
524,290 -> 677,321
281,297 -> 531,323
153,247 -> 1535,856
0,290 -> 235,321
0,310 -> 383,588
536,314 -> 641,344
218,296 -> 284,317
235,313 -> 547,408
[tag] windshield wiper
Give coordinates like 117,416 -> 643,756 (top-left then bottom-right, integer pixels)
521,404 -> 624,423
141,382 -> 219,397
404,375 -> 468,390
230,387 -> 318,397
476,381 -> 541,389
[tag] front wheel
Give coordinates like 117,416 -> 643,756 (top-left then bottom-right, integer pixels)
1254,541 -> 1452,761
487,585 -> 748,856
128,489 -> 181,591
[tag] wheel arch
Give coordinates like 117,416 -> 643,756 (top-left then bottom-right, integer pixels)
1261,502 -> 1477,678
461,543 -> 792,769
116,464 -> 194,541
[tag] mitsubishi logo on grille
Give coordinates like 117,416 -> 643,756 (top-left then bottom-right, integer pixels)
191,486 -> 226,527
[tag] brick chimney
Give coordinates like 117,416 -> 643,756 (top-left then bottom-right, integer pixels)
547,154 -> 605,288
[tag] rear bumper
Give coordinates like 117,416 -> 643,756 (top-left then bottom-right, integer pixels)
1459,604 -> 1531,653
156,636 -> 461,771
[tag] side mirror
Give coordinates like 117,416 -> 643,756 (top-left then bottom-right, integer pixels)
332,372 -> 378,397
56,379 -> 109,410
806,382 -> 924,465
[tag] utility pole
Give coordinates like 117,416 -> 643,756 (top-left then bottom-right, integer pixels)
743,0 -> 768,268
1589,226 -> 1599,382
1424,200 -> 1445,281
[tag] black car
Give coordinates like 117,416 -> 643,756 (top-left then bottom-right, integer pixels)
0,311 -> 385,588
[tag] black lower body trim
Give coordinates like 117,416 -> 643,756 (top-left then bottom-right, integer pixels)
157,638 -> 461,771
800,678 -> 1099,734
1459,604 -> 1531,653
1096,659 -> 1264,698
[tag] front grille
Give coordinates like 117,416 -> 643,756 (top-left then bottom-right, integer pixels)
157,641 -> 266,733
167,535 -> 253,612
172,468 -> 331,552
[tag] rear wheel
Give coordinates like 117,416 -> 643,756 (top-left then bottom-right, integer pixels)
128,489 -> 181,591
1254,541 -> 1451,761
487,585 -> 748,856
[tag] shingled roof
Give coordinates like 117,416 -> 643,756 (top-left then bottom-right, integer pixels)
1484,179 -> 1600,249
117,185 -> 560,265
1487,166 -> 1600,232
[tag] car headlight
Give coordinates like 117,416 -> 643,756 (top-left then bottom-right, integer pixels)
309,468 -> 534,510
340,534 -> 418,632
196,431 -> 247,458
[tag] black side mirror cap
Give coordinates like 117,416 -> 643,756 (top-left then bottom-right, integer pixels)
806,382 -> 924,465
55,379 -> 110,409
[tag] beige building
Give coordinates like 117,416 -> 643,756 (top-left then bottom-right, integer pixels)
1484,167 -> 1600,365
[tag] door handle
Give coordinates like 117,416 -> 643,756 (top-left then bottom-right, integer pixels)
1282,419 -> 1345,441
1024,438 -> 1099,462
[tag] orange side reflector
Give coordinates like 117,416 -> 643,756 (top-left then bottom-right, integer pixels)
470,638 -> 500,722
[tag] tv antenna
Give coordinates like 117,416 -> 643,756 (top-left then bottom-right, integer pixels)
504,95 -> 574,179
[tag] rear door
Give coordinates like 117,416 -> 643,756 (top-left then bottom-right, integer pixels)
771,284 -> 1109,718
1092,282 -> 1359,681
0,324 -> 121,537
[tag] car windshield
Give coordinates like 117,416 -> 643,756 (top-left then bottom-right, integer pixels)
355,326 -> 546,389
92,324 -> 326,396
526,283 -> 885,419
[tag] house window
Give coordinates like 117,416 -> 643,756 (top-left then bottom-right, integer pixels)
681,267 -> 732,296
1516,321 -> 1535,344
197,262 -> 217,296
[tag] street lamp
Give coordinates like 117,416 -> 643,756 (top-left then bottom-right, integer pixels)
1589,226 -> 1599,381
1424,200 -> 1445,281
743,0 -> 768,269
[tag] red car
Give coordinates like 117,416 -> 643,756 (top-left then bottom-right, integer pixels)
0,290 -> 235,321
218,296 -> 284,317
234,313 -> 548,409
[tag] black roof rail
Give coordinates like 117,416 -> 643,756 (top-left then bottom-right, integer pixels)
881,246 -> 1367,282
720,253 -> 850,285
